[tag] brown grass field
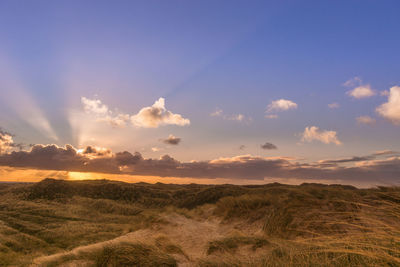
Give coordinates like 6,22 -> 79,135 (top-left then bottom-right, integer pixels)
0,178 -> 400,266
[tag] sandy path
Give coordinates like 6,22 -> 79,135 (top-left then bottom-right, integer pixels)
31,213 -> 234,266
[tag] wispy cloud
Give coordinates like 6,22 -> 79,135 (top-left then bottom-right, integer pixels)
265,114 -> 278,119
343,76 -> 362,87
81,97 -> 130,127
210,108 -> 251,123
328,102 -> 340,109
210,108 -> 223,117
356,116 -> 376,125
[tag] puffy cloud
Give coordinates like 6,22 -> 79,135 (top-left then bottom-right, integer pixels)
82,97 -> 189,128
328,102 -> 340,109
344,78 -> 375,99
161,134 -> 181,145
376,86 -> 400,125
261,142 -> 277,150
356,116 -> 376,125
1,144 -> 400,185
347,85 -> 375,99
266,99 -> 297,112
301,126 -> 342,145
115,151 -> 143,166
81,97 -> 109,115
131,98 -> 190,128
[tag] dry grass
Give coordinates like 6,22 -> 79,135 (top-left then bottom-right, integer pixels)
0,179 -> 399,266
207,235 -> 269,254
94,242 -> 177,267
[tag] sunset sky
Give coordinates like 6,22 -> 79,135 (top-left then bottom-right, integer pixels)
1,0 -> 400,187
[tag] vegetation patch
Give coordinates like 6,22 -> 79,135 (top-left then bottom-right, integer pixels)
94,242 -> 177,267
207,235 -> 269,254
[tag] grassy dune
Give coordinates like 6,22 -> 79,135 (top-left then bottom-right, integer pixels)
0,179 -> 399,266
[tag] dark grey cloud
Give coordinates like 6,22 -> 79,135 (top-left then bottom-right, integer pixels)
319,151 -> 400,166
0,144 -> 399,186
161,134 -> 181,145
319,156 -> 373,165
261,142 -> 277,150
81,146 -> 113,157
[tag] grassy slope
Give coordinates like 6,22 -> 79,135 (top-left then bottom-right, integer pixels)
0,179 -> 399,266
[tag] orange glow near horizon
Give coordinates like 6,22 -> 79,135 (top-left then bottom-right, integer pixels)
0,167 -> 270,185
0,167 -> 379,188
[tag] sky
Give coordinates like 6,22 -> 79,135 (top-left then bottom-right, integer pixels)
0,0 -> 400,187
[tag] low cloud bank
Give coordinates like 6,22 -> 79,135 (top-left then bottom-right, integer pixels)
0,142 -> 399,185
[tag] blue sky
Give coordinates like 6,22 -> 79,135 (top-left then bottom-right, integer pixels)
1,1 -> 400,185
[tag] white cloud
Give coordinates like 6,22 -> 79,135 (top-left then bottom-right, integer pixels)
82,97 -> 189,128
344,77 -> 375,99
131,98 -> 190,128
267,99 -> 297,112
81,97 -> 129,127
301,126 -> 342,145
356,116 -> 376,125
347,85 -> 375,99
376,86 -> 400,125
81,97 -> 109,115
328,102 -> 340,109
